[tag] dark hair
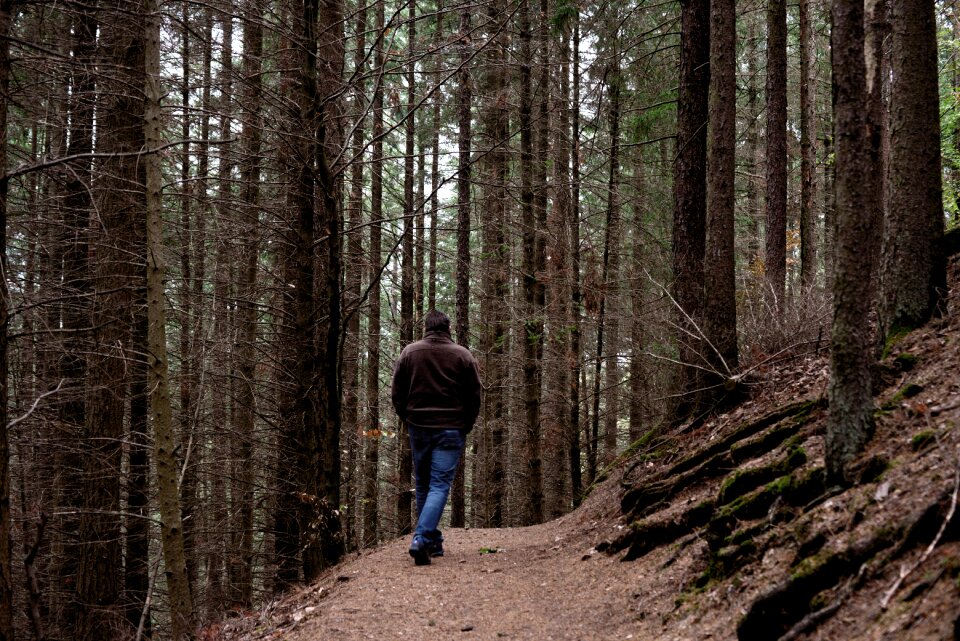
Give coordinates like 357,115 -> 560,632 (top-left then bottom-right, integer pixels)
425,310 -> 451,334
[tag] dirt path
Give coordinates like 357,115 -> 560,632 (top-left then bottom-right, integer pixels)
301,524 -> 627,640
211,491 -> 685,641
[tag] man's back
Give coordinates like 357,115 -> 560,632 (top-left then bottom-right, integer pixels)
391,330 -> 481,431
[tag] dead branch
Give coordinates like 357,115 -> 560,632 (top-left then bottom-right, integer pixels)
880,463 -> 960,610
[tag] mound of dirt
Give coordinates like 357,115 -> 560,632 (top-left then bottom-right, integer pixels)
209,258 -> 960,641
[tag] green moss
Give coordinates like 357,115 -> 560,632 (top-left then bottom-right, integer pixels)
911,430 -> 936,452
881,326 -> 913,359
893,352 -> 919,371
718,447 -> 808,506
881,382 -> 925,411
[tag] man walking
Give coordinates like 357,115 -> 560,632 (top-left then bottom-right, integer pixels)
391,310 -> 482,565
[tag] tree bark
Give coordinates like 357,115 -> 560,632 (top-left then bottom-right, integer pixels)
363,0 -> 387,549
879,0 -> 946,341
799,0 -> 817,292
670,0 -> 709,424
78,3 -> 145,636
765,0 -> 788,310
519,0 -> 544,525
704,0 -> 738,392
827,0 -> 877,484
452,0 -> 472,528
396,0 -> 417,537
145,0 -> 195,633
0,2 -> 13,635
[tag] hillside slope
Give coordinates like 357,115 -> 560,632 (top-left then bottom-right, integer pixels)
210,257 -> 960,641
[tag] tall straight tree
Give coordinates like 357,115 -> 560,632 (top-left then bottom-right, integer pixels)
232,0 -> 264,600
452,0 -> 472,528
879,0 -> 946,342
670,0 -> 709,423
568,13 -> 583,504
519,0 -> 544,525
827,0 -> 877,483
363,0 -> 387,548
343,0 -> 367,547
0,1 -> 12,635
396,0 -> 417,536
144,0 -> 195,632
765,0 -> 787,309
314,0 -> 347,572
704,0 -> 738,389
477,0 -> 508,526
799,0 -> 817,291
78,2 -> 146,635
58,3 -> 97,628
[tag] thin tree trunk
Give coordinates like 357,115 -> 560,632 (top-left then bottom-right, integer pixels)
452,0 -> 472,528
232,0 -> 263,605
799,0 -> 817,292
765,0 -> 788,310
601,58 -> 622,464
568,14 -> 583,505
343,0 -> 367,550
397,0 -> 417,537
0,2 -> 13,635
363,0 -> 387,549
145,1 -> 195,632
519,0 -> 544,525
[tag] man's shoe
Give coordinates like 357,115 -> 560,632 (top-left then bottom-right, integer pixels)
427,539 -> 444,558
409,535 -> 431,566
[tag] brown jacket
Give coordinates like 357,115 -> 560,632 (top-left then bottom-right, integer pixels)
390,330 -> 482,431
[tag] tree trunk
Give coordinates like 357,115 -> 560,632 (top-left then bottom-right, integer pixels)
0,2 -> 13,635
799,0 -> 817,292
145,1 -> 195,632
519,0 -> 544,525
343,0 -> 367,549
827,0 -> 877,484
452,0 -> 472,528
670,0 -> 709,424
879,0 -> 946,341
765,0 -> 788,310
314,0 -> 347,573
704,0 -> 738,393
477,0 -> 508,526
232,0 -> 263,604
57,4 -> 96,629
568,15 -> 583,505
363,0 -> 387,549
396,0 -> 417,537
78,3 -> 146,636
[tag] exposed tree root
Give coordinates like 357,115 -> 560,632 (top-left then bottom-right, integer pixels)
620,400 -> 820,518
737,483 -> 960,641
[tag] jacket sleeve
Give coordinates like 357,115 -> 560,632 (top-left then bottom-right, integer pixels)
390,353 -> 409,422
462,355 -> 482,431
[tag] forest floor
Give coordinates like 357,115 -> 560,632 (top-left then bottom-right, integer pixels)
210,256 -> 960,641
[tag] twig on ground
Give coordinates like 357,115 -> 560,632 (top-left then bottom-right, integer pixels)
880,462 -> 960,610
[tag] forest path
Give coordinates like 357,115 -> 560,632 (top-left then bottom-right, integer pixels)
276,521 -> 641,641
215,492 -> 682,641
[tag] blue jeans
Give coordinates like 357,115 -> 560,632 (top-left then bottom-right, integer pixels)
409,426 -> 465,543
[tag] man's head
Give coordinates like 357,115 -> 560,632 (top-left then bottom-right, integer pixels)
425,310 -> 451,334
